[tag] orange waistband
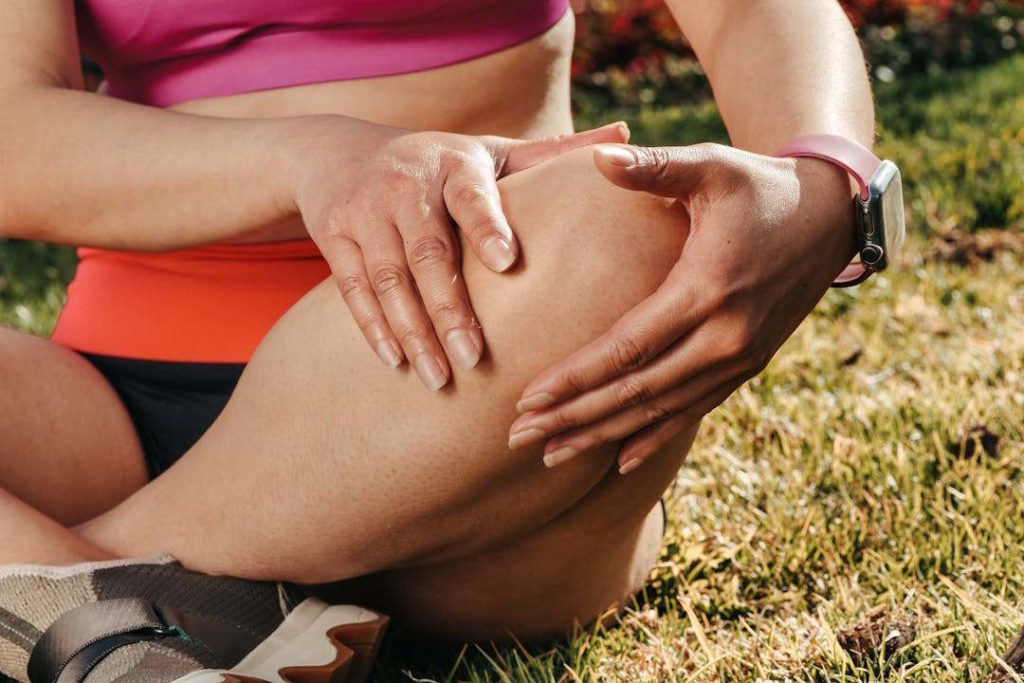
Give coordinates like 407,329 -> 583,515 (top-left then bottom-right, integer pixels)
51,241 -> 331,363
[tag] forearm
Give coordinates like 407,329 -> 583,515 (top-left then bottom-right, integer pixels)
670,0 -> 874,153
0,87 -> 359,249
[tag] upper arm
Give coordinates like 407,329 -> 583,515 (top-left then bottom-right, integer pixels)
0,0 -> 84,93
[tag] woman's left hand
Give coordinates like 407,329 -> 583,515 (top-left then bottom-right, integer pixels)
508,142 -> 858,473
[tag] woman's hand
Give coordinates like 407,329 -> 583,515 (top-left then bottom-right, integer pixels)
291,119 -> 629,390
507,143 -> 858,472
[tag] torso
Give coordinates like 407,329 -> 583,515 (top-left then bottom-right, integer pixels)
55,5 -> 576,364
168,10 -> 575,139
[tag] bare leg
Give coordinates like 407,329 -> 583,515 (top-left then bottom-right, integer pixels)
0,489 -> 111,564
78,146 -> 693,639
0,328 -> 147,525
315,424 -> 698,642
0,327 -> 144,563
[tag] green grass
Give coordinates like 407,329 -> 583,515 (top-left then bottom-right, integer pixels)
2,55 -> 1023,682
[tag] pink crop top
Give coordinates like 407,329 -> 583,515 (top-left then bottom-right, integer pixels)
75,0 -> 571,107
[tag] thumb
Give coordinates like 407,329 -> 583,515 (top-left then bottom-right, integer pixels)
490,121 -> 631,176
593,143 -> 718,198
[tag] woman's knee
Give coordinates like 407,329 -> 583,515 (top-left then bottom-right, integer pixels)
436,147 -> 690,502
494,144 -> 689,336
350,148 -> 694,565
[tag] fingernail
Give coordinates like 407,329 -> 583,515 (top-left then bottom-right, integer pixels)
376,340 -> 402,369
619,457 -> 645,475
615,122 -> 631,140
516,392 -> 555,413
481,236 -> 516,272
508,427 -> 546,450
596,145 -> 637,168
543,446 -> 577,468
446,329 -> 481,370
414,354 -> 447,391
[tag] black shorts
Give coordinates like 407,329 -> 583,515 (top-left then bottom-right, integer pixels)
81,353 -> 245,478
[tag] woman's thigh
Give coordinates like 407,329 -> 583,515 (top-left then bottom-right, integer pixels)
80,146 -> 691,603
0,327 -> 147,525
317,425 -> 699,643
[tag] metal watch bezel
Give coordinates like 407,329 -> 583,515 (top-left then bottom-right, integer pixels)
854,160 -> 905,273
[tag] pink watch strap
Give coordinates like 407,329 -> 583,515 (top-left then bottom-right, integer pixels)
776,134 -> 882,287
776,134 -> 880,200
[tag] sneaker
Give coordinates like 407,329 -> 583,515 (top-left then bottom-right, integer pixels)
0,556 -> 387,683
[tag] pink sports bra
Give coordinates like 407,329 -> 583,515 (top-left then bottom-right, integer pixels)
75,0 -> 571,107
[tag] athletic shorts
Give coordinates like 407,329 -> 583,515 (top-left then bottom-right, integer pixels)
81,353 -> 245,478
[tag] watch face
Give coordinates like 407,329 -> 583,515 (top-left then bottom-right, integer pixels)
864,160 -> 905,270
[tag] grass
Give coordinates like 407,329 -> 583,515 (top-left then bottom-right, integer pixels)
1,54 -> 1023,682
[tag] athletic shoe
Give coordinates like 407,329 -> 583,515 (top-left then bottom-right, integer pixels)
0,556 -> 387,683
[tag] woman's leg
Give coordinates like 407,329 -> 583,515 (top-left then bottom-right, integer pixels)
78,146 -> 693,637
0,328 -> 147,525
314,424 -> 698,642
0,489 -> 111,564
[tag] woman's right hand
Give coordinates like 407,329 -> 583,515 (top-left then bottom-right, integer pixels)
289,118 -> 629,390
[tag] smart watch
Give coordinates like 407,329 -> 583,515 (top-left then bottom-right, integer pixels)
777,134 -> 906,287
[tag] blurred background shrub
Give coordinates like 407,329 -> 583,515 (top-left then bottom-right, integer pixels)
572,0 -> 1024,109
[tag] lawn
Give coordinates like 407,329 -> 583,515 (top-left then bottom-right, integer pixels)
1,54 -> 1022,683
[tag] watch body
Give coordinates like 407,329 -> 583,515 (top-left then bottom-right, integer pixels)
858,160 -> 906,273
777,134 -> 906,287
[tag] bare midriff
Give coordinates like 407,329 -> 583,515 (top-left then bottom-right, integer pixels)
169,11 -> 575,139
52,12 -> 576,363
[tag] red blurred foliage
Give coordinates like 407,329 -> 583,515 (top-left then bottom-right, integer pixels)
573,0 -> 1003,100
573,0 -> 985,75
841,0 -> 983,26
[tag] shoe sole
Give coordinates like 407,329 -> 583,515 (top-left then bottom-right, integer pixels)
171,600 -> 388,683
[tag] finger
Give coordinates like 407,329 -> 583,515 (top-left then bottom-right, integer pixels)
615,383 -> 735,474
508,325 -> 727,449
443,160 -> 518,273
398,199 -> 483,370
491,122 -> 631,175
592,143 -> 724,198
319,235 -> 403,369
359,219 -> 451,391
539,365 -> 745,469
516,271 -> 706,413
617,413 -> 691,475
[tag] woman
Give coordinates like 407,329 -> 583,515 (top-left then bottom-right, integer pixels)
0,0 -> 874,680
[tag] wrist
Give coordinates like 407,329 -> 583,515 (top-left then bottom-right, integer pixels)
792,156 -> 859,275
271,115 -> 398,217
265,116 -> 332,219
